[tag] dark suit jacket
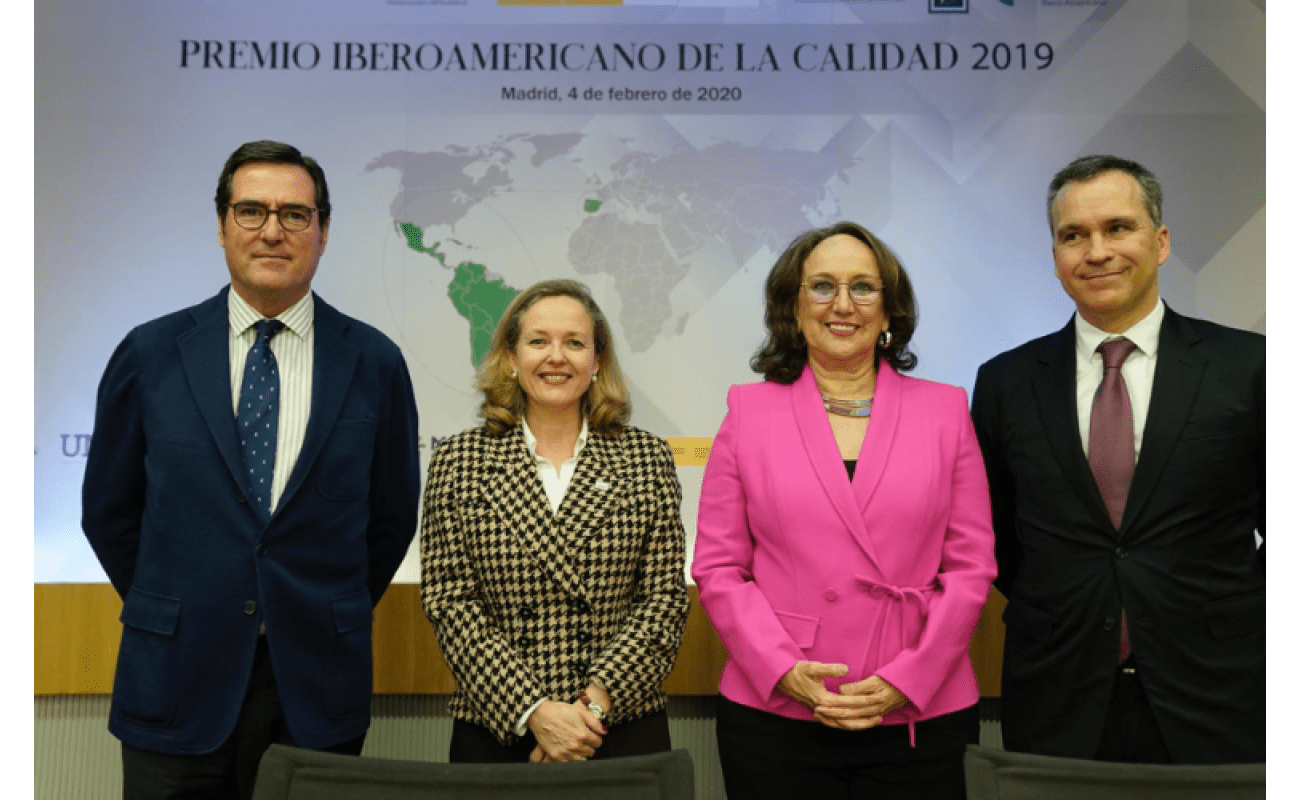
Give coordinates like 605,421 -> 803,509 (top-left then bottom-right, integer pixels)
82,287 -> 420,755
970,306 -> 1264,764
420,424 -> 689,744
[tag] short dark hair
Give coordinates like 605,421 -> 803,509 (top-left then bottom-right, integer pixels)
751,221 -> 918,384
1047,154 -> 1162,232
214,140 -> 331,226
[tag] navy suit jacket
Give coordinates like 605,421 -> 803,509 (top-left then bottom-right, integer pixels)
82,287 -> 420,755
971,307 -> 1264,763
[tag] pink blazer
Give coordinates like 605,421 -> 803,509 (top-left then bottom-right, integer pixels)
693,363 -> 995,733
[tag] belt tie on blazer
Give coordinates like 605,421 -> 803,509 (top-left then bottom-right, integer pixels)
853,576 -> 940,747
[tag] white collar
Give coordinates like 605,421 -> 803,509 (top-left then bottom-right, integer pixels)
228,288 -> 314,339
520,416 -> 589,463
1074,299 -> 1164,360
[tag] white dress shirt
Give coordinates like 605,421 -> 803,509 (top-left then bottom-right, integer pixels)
228,289 -> 314,514
1073,300 -> 1164,462
521,417 -> 589,514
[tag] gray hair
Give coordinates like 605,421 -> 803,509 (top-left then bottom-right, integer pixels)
1047,154 -> 1163,233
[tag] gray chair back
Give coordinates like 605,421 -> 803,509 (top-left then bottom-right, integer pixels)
964,744 -> 1264,800
251,744 -> 695,800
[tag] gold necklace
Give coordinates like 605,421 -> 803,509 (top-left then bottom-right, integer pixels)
821,393 -> 873,418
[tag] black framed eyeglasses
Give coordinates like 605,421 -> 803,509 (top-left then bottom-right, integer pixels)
227,202 -> 317,232
803,278 -> 883,305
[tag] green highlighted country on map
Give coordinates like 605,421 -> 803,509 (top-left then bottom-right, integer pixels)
584,199 -> 602,213
399,222 -> 445,263
398,222 -> 519,366
447,262 -> 519,366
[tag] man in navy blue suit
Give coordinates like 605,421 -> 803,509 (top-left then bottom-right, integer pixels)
82,140 -> 421,799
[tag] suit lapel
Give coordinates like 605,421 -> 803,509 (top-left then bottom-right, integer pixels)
791,366 -> 882,571
488,427 -> 587,599
176,289 -> 249,507
1031,319 -> 1115,531
851,361 -> 900,521
555,433 -> 621,549
1121,309 -> 1206,533
277,295 -> 360,514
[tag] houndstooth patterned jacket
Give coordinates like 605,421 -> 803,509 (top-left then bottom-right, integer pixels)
420,423 -> 689,744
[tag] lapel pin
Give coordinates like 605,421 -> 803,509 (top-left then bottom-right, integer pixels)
594,480 -> 611,491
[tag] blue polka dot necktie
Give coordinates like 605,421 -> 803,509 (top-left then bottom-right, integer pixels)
238,319 -> 285,514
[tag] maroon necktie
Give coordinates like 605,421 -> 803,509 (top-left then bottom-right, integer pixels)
1089,337 -> 1138,663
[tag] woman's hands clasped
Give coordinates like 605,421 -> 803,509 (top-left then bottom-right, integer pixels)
777,661 -> 908,730
527,685 -> 611,763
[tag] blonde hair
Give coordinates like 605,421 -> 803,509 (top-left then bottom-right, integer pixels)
478,279 -> 631,437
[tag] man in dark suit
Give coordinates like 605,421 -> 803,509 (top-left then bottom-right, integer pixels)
971,155 -> 1264,764
82,140 -> 421,799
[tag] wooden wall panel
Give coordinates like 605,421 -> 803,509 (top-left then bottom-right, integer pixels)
971,587 -> 1007,697
369,584 -> 455,694
34,584 -> 1007,698
34,584 -> 122,695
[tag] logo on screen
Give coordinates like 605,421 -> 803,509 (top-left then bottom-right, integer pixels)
929,0 -> 969,12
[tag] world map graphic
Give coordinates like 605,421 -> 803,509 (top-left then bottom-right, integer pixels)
365,119 -> 875,381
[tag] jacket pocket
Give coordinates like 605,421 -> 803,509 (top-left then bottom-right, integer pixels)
1002,597 -> 1054,644
114,588 -> 181,724
326,588 -> 374,720
1205,590 -> 1264,640
1181,414 -> 1254,441
774,610 -> 820,650
332,588 -> 374,633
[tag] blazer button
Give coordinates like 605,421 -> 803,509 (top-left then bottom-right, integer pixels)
577,631 -> 593,644
520,605 -> 538,620
1115,547 -> 1129,559
255,544 -> 268,556
572,659 -> 589,675
572,599 -> 591,614
823,588 -> 839,602
518,636 -> 535,649
244,600 -> 257,616
1103,616 -> 1116,631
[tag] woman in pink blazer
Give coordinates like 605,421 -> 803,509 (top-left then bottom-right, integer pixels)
693,222 -> 996,799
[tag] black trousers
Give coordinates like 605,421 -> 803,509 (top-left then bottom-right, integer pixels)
449,708 -> 672,763
1094,662 -> 1172,764
716,696 -> 979,800
121,637 -> 365,800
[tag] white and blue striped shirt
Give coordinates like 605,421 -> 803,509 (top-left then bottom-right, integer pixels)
228,289 -> 314,513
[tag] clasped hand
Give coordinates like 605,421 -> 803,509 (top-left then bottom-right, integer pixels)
777,661 -> 907,730
527,688 -> 609,763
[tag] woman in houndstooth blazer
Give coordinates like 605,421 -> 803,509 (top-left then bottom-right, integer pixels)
420,279 -> 689,763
